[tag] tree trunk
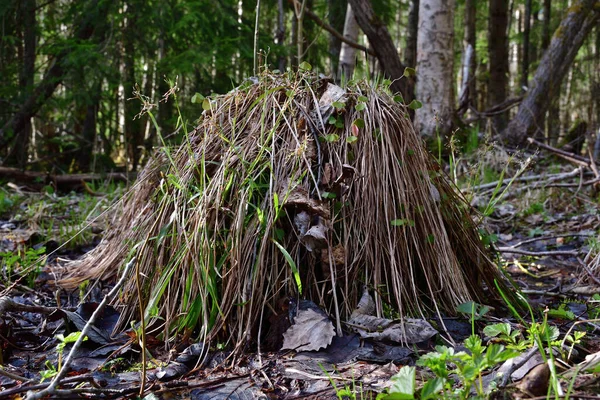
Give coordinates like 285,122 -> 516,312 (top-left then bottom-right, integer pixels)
521,0 -> 532,91
78,82 -> 100,171
404,0 -> 419,68
0,0 -> 110,153
487,0 -> 510,132
541,0 -> 551,51
503,0 -> 600,146
459,0 -> 476,110
277,0 -> 287,72
415,0 -> 455,139
338,4 -> 360,79
347,0 -> 412,100
328,0 -> 347,78
6,0 -> 36,168
123,5 -> 143,171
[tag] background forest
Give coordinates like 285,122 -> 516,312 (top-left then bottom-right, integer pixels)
1,0 -> 599,173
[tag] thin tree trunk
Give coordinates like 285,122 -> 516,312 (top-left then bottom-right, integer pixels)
415,0 -> 455,139
293,0 -> 307,65
521,0 -> 532,91
541,0 -> 551,51
404,0 -> 419,68
328,0 -> 346,77
459,0 -> 476,111
347,0 -> 412,100
123,7 -> 142,171
291,8 -> 298,68
78,82 -> 100,171
504,0 -> 600,146
487,0 -> 510,132
0,0 -> 110,152
6,0 -> 36,168
338,4 -> 360,79
277,0 -> 287,72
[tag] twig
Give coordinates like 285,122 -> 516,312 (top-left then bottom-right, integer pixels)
527,138 -> 593,168
0,366 -> 32,383
505,233 -> 594,248
0,297 -> 62,315
25,257 -> 137,400
577,257 -> 600,286
0,376 -> 96,399
497,247 -> 578,257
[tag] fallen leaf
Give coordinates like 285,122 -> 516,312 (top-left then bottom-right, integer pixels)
282,307 -> 335,352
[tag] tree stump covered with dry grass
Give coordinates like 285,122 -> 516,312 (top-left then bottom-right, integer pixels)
57,72 -> 511,353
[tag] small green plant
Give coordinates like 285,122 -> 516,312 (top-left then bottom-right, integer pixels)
377,337 -> 519,400
0,246 -> 46,285
40,332 -> 87,382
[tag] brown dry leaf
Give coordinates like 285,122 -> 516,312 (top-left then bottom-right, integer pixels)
281,308 -> 335,352
302,219 -> 328,252
280,181 -> 330,219
348,290 -> 437,344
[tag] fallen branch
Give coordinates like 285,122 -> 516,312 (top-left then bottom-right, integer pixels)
527,138 -> 594,168
26,257 -> 137,400
496,247 -> 578,257
0,297 -> 61,316
506,233 -> 594,249
0,167 -> 135,190
0,366 -> 32,383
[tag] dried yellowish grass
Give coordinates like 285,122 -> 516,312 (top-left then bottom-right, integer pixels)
58,73 -> 511,353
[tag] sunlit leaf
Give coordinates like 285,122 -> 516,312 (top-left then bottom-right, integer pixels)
408,100 -> 423,110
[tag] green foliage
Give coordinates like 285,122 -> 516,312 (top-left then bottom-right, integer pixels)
0,246 -> 46,286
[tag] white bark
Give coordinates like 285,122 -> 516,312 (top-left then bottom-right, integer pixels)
415,0 -> 456,139
338,4 -> 360,80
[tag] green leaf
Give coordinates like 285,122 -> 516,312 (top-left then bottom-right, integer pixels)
353,118 -> 365,128
355,102 -> 366,111
393,95 -> 404,103
298,61 -> 312,71
332,101 -> 345,109
427,234 -> 435,244
420,377 -> 444,400
321,191 -> 337,199
202,98 -> 211,111
327,115 -> 337,125
457,301 -> 490,319
403,67 -> 416,77
335,120 -> 344,129
408,99 -> 423,110
382,79 -> 392,87
391,219 -> 406,226
483,323 -> 511,338
325,133 -> 340,142
346,136 -> 358,144
273,240 -> 302,295
385,366 -> 416,399
358,95 -> 368,102
191,92 -> 205,104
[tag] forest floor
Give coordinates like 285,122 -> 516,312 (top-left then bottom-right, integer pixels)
1,150 -> 600,399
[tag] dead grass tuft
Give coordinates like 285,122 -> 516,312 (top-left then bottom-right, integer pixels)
57,72 -> 512,353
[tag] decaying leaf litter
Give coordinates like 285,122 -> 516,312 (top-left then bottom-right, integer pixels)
0,72 -> 599,398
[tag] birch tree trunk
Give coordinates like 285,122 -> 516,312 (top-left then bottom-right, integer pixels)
504,0 -> 600,146
415,0 -> 455,139
338,4 -> 360,79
